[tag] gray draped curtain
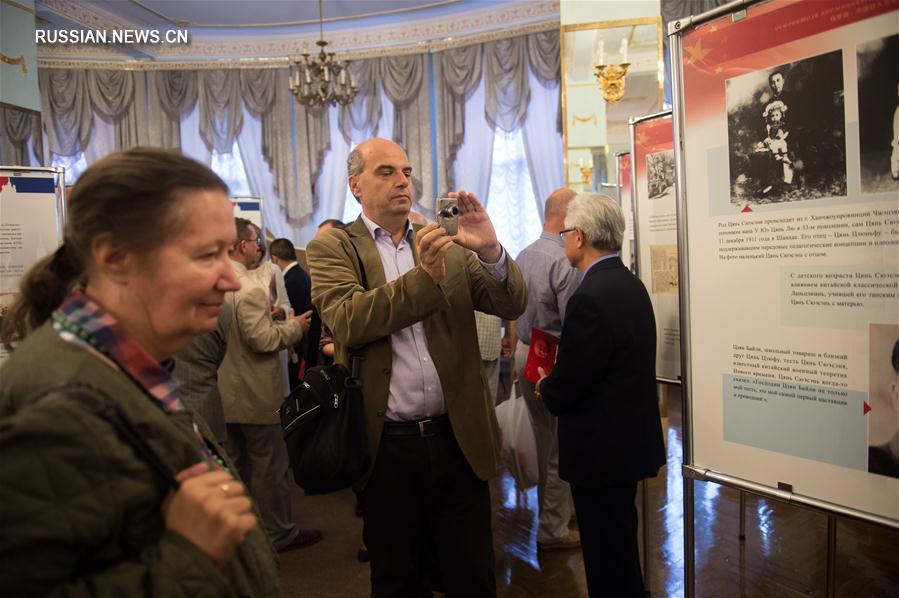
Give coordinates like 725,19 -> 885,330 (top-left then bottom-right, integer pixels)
148,70 -> 198,149
35,32 -> 554,227
380,54 -> 433,207
527,31 -> 562,133
1,108 -> 42,166
40,68 -> 148,157
484,36 -> 529,133
338,59 -> 382,143
435,30 -> 560,193
198,70 -> 243,153
87,70 -> 144,149
38,66 -> 315,224
241,68 -> 310,221
329,54 -> 434,207
435,44 -> 483,192
39,69 -> 92,157
294,102 -> 331,219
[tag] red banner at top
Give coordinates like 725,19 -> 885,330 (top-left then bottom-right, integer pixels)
681,0 -> 898,66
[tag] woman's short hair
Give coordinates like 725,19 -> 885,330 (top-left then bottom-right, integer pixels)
1,147 -> 228,346
563,193 -> 625,251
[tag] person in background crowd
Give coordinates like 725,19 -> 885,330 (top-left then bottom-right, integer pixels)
317,218 -> 346,236
868,339 -> 899,478
536,193 -> 665,598
220,218 -> 318,552
174,302 -> 233,445
246,225 -> 291,319
307,138 -> 527,597
513,187 -> 582,551
244,224 -> 295,392
270,237 -> 312,389
304,219 -> 347,370
0,148 -> 279,596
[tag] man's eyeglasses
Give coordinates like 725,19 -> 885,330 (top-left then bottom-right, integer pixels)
559,228 -> 576,240
244,236 -> 266,254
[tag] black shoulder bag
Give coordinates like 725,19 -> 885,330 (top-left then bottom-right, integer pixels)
279,233 -> 370,494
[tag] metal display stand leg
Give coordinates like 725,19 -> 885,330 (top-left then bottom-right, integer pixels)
826,515 -> 837,598
739,491 -> 747,541
642,478 -> 651,596
684,475 -> 696,598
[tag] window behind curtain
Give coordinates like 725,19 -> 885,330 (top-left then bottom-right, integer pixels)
210,140 -> 251,196
486,128 -> 542,260
51,153 -> 88,185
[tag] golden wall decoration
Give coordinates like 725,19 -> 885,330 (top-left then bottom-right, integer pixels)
0,53 -> 27,77
571,114 -> 598,127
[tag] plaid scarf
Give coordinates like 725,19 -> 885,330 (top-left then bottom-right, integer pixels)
52,289 -> 183,414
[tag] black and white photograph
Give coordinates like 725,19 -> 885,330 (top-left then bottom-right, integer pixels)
646,149 -> 675,199
857,33 -> 899,195
868,324 -> 899,480
725,50 -> 847,206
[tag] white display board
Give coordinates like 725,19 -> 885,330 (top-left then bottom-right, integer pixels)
630,111 -> 680,383
672,0 -> 899,527
0,168 -> 65,366
232,196 -> 264,235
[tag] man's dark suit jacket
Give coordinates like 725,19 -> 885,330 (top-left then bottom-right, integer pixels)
283,263 -> 312,314
541,256 -> 666,487
283,263 -> 313,384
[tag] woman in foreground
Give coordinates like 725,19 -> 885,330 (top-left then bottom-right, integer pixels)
0,148 -> 280,596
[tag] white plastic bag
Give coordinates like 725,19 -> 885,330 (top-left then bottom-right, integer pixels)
495,389 -> 538,490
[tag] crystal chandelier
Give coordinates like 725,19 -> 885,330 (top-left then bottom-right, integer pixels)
289,0 -> 357,107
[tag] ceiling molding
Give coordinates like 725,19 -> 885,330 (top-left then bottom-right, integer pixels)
37,0 -> 559,62
40,0 -> 138,32
37,0 -> 159,58
37,20 -> 560,70
132,0 -> 466,29
127,0 -> 181,26
3,0 -> 36,15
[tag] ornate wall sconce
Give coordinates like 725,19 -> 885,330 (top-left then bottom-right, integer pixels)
578,159 -> 593,185
594,63 -> 630,104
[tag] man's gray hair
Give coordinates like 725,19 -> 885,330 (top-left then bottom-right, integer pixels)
564,193 -> 624,251
347,146 -> 364,178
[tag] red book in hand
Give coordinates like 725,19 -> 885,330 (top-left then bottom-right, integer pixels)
524,328 -> 559,383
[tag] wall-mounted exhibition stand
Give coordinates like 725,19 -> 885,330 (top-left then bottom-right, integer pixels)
669,0 -> 899,596
0,166 -> 66,368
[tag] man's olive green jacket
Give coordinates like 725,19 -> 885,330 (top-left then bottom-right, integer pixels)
306,218 -> 527,487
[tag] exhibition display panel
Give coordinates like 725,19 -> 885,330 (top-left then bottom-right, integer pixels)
630,111 -> 681,383
670,0 -> 898,594
0,167 -> 65,366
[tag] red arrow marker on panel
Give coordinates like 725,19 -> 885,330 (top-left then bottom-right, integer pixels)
741,202 -> 753,213
863,402 -> 871,415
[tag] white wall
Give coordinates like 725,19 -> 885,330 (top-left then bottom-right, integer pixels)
561,0 -> 660,26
